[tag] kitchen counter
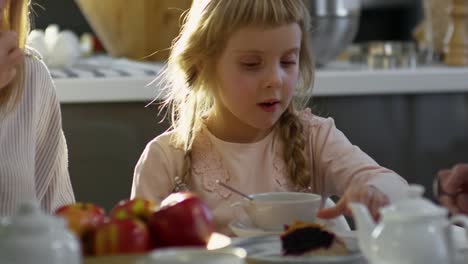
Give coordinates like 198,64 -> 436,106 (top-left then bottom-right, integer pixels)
53,57 -> 468,103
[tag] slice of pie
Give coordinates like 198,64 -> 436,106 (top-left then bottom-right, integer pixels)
280,221 -> 349,256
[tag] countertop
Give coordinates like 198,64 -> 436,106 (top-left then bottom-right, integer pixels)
52,57 -> 468,103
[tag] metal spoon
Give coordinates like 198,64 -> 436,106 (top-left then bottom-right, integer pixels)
216,180 -> 253,201
302,185 -> 327,210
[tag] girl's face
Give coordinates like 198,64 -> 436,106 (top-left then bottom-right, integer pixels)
211,23 -> 301,142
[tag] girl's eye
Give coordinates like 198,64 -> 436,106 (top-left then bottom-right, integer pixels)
241,62 -> 260,68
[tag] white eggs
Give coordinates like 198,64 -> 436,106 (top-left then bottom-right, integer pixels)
27,24 -> 82,68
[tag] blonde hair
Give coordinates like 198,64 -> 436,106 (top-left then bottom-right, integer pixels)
160,0 -> 315,190
0,0 -> 29,113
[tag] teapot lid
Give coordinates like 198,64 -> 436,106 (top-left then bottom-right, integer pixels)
381,185 -> 447,220
4,200 -> 66,234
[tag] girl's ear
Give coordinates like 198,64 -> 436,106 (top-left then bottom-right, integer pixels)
188,61 -> 205,86
195,61 -> 204,74
186,56 -> 207,88
186,66 -> 198,86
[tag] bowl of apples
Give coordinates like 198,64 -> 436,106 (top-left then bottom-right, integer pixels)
54,192 -> 227,264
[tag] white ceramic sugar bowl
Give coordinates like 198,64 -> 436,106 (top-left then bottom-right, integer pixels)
0,200 -> 81,264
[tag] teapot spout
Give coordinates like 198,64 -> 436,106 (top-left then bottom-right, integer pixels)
349,202 -> 376,259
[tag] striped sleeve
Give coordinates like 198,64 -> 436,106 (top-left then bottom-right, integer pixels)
29,54 -> 75,212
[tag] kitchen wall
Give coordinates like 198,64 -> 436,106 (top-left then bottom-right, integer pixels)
356,0 -> 422,42
61,103 -> 168,209
32,0 -> 93,35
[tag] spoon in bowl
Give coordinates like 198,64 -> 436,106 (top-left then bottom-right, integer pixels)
216,180 -> 253,201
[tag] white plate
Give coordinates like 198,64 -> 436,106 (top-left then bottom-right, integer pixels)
229,217 -> 281,237
142,247 -> 247,264
231,234 -> 366,264
141,233 -> 243,264
229,216 -> 351,238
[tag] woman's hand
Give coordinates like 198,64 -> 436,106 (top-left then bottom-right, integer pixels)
316,185 -> 389,221
437,163 -> 468,215
0,30 -> 24,91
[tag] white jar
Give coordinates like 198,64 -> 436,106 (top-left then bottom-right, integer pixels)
0,201 -> 81,264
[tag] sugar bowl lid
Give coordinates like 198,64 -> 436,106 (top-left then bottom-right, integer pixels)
381,185 -> 447,220
2,200 -> 66,234
0,200 -> 81,264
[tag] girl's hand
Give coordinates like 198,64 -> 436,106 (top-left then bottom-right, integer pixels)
0,31 -> 24,91
316,185 -> 390,221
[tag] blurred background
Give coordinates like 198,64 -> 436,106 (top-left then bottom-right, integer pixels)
31,0 -> 422,43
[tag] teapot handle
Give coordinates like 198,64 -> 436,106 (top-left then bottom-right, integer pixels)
449,215 -> 468,263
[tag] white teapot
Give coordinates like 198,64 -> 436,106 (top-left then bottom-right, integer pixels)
349,185 -> 468,264
0,200 -> 81,264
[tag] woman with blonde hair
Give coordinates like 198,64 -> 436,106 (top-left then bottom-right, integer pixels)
0,0 -> 75,215
132,0 -> 407,234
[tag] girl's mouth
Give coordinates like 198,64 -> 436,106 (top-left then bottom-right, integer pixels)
258,101 -> 279,112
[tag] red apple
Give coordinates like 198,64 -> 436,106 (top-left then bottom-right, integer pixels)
148,192 -> 215,248
93,218 -> 152,256
110,198 -> 157,221
54,202 -> 106,256
54,203 -> 106,238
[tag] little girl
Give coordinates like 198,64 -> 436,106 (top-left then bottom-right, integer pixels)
131,0 -> 408,233
0,0 -> 75,215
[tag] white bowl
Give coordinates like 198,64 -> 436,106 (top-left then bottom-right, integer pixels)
241,192 -> 321,231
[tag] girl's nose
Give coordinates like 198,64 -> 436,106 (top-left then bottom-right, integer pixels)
265,65 -> 283,89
